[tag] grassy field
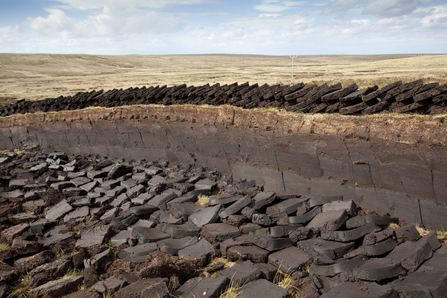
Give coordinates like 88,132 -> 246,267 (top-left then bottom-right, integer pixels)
1,53 -> 446,105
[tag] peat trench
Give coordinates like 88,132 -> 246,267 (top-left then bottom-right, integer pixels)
0,150 -> 446,298
2,79 -> 447,117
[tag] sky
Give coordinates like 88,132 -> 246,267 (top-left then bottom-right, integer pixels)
0,0 -> 447,55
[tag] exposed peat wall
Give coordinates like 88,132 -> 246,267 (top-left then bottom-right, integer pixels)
1,105 -> 447,230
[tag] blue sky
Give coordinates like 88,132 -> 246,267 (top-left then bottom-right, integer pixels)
1,0 -> 447,55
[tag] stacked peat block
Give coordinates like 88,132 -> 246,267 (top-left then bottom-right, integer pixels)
1,150 -> 446,298
2,80 -> 447,117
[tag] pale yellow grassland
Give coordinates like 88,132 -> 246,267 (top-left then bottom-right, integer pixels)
0,53 -> 446,106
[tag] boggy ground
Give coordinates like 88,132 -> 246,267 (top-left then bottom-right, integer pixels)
1,53 -> 447,105
0,149 -> 446,298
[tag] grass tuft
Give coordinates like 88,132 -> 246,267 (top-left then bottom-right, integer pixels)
196,194 -> 210,206
0,242 -> 10,251
202,257 -> 236,278
389,223 -> 400,229
60,267 -> 84,279
219,285 -> 239,298
7,272 -> 30,298
274,269 -> 294,290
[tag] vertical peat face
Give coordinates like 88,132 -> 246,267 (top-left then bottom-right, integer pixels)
1,105 -> 447,230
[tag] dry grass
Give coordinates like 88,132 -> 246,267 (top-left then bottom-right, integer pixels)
60,267 -> 84,279
0,242 -> 10,251
196,194 -> 210,207
7,272 -> 30,298
1,53 -> 446,105
274,269 -> 294,290
219,285 -> 239,298
202,257 -> 236,278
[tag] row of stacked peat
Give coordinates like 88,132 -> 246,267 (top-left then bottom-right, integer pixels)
1,79 -> 447,117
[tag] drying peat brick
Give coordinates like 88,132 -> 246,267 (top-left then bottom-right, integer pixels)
284,85 -> 317,102
132,227 -> 170,244
340,86 -> 378,105
308,196 -> 343,208
248,191 -> 276,210
13,250 -> 53,272
157,222 -> 200,238
297,238 -> 355,260
178,238 -> 216,267
189,204 -> 223,228
157,236 -> 198,255
111,230 -> 133,247
306,210 -> 349,231
344,238 -> 397,259
354,258 -> 406,282
91,276 -> 127,294
268,246 -> 312,273
195,178 -> 216,191
396,86 -> 423,102
322,200 -> 356,216
249,228 -> 293,251
320,282 -> 397,298
216,260 -> 262,286
28,275 -> 84,298
386,231 -> 440,272
38,225 -> 75,248
339,102 -> 367,115
394,225 -> 421,243
114,278 -> 169,298
62,289 -> 101,298
309,102 -> 328,113
289,206 -> 322,225
346,214 -> 398,229
414,83 -> 447,102
363,227 -> 395,245
87,248 -> 114,271
266,197 -> 308,215
254,263 -> 278,281
289,227 -> 314,242
362,100 -> 391,115
390,244 -> 447,298
281,82 -> 305,96
117,243 -> 158,267
251,213 -> 272,226
393,101 -> 429,113
147,193 -> 177,207
209,194 -> 243,206
64,206 -> 89,222
227,245 -> 269,263
1,222 -> 30,242
219,195 -> 252,218
321,223 -> 381,243
237,279 -> 290,298
76,225 -> 111,248
220,237 -> 252,257
310,255 -> 368,277
269,225 -> 298,238
200,223 -> 241,244
174,276 -> 229,298
322,84 -> 358,103
304,83 -> 342,106
382,79 -> 424,101
45,199 -> 73,220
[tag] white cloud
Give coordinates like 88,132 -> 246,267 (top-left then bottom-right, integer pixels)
254,0 -> 308,12
323,0 -> 361,14
52,0 -> 217,10
259,13 -> 281,17
25,7 -> 186,39
362,0 -> 421,17
1,0 -> 447,55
